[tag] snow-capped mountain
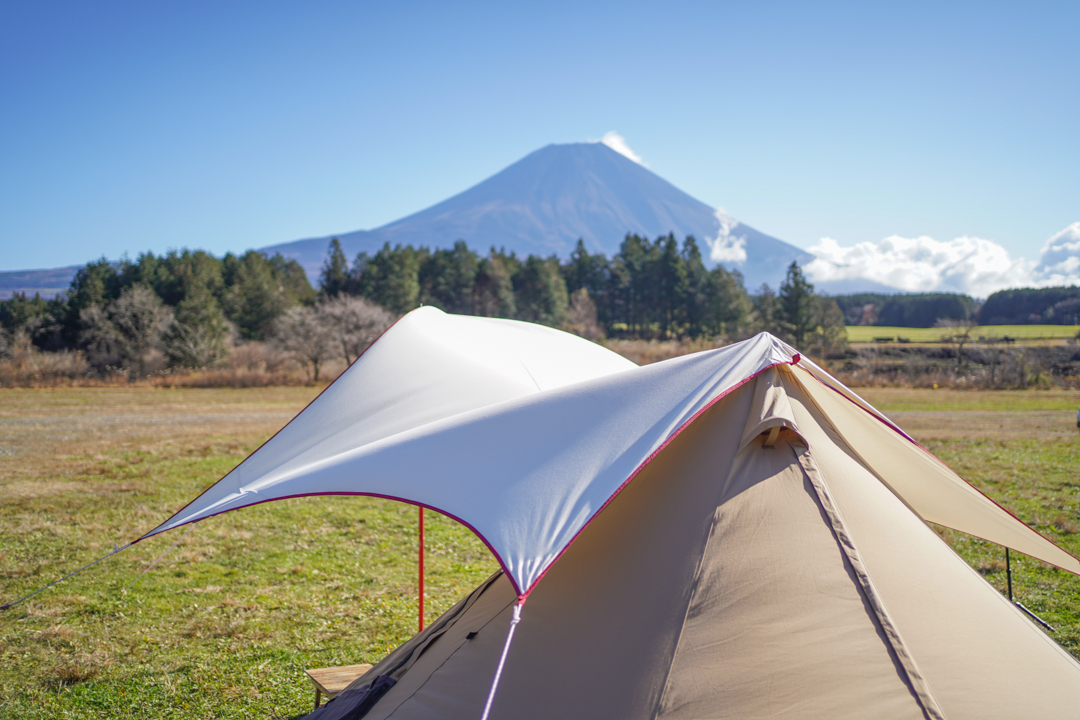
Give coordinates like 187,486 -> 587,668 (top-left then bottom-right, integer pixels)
263,142 -> 811,290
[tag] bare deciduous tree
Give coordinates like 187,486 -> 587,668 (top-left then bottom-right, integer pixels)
79,285 -> 172,376
272,306 -> 335,381
563,288 -> 605,342
935,318 -> 979,369
316,295 -> 395,366
163,321 -> 231,369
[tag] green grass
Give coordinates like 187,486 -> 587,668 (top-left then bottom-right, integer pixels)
859,387 -> 1080,654
0,388 -> 498,719
2,387 -> 1080,717
926,436 -> 1080,653
845,324 -> 1080,343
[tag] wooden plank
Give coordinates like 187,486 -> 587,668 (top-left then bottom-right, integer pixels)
305,663 -> 373,698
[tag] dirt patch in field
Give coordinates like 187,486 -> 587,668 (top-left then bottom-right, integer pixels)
0,387 -> 318,484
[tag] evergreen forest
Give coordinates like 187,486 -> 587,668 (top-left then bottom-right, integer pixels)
0,235 -> 849,379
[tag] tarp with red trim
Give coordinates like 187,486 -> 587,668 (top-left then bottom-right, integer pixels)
140,306 -> 1080,598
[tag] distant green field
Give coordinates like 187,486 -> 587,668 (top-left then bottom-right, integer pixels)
846,325 -> 1080,343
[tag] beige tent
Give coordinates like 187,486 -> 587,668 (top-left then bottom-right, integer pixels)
124,309 -> 1078,719
12,310 -> 1077,716
306,361 -> 1080,720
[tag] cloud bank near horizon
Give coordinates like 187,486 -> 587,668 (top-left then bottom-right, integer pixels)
804,222 -> 1080,298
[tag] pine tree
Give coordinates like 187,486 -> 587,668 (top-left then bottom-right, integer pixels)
655,234 -> 687,338
473,250 -> 517,318
320,238 -> 351,297
752,283 -> 782,336
419,241 -> 479,314
680,237 -> 710,337
562,240 -> 611,333
352,244 -> 424,315
513,255 -> 569,327
615,233 -> 656,335
162,285 -> 231,368
222,251 -> 314,340
779,262 -> 816,347
703,265 -> 751,338
64,258 -> 122,346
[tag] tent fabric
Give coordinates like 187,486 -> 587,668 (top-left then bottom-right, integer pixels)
140,307 -> 1078,598
140,310 -> 794,594
143,307 -> 635,536
786,374 -> 1080,718
128,306 -> 1080,718
317,383 -> 761,720
307,368 -> 1080,720
655,428 -> 933,720
793,365 -> 1080,574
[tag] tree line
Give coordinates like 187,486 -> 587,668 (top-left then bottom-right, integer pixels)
833,287 -> 1080,329
0,249 -> 315,376
978,287 -> 1080,326
0,234 -> 852,379
322,234 -> 847,353
833,293 -> 979,328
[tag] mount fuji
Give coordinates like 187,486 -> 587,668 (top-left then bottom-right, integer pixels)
0,142 -> 818,299
263,142 -> 812,290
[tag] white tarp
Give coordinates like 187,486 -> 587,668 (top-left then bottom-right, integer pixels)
141,307 -> 1079,597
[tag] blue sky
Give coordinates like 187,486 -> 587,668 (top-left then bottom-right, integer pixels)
1,1 -> 1077,285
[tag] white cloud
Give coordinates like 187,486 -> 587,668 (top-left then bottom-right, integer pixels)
707,207 -> 747,263
1034,222 -> 1080,285
805,224 -> 1080,297
597,131 -> 645,165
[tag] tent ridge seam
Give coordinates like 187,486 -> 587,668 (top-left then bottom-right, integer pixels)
795,445 -> 948,720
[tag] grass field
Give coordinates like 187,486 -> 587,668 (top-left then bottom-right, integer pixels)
2,385 -> 1079,718
845,324 -> 1080,343
0,387 -> 498,719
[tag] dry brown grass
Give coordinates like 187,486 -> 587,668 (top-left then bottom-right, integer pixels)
0,385 -> 318,480
48,652 -> 112,687
0,340 -> 347,389
0,344 -> 90,388
604,337 -> 723,365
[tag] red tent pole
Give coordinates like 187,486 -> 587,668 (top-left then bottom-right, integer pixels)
418,506 -> 425,632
